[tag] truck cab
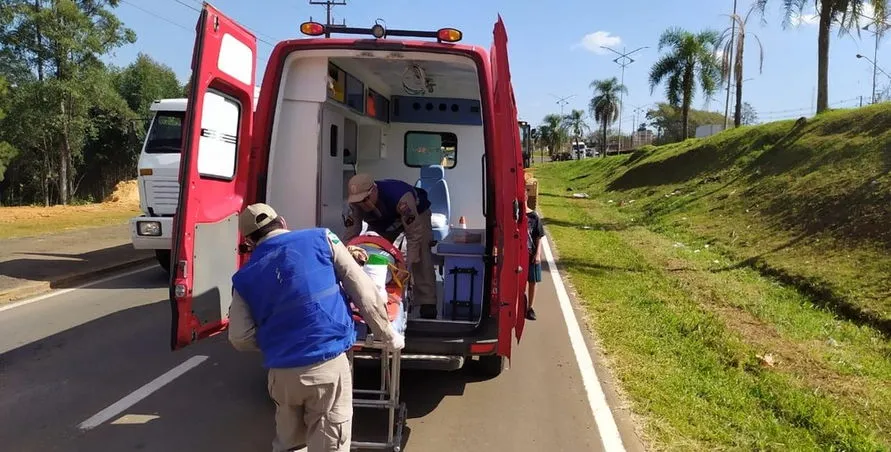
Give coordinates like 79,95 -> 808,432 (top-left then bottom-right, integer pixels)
169,4 -> 529,375
130,99 -> 188,273
518,120 -> 532,168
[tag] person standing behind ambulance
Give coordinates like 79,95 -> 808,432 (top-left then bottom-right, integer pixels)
228,203 -> 404,452
342,173 -> 438,320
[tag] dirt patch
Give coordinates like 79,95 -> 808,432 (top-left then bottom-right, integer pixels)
103,180 -> 140,206
0,180 -> 140,225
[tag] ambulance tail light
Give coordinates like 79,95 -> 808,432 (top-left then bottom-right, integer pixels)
300,21 -> 326,37
436,28 -> 462,43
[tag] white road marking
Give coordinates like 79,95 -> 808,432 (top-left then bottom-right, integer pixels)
78,355 -> 209,431
0,264 -> 156,313
541,237 -> 626,452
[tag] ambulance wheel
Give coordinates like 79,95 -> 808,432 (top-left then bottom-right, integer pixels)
476,355 -> 505,378
155,250 -> 171,274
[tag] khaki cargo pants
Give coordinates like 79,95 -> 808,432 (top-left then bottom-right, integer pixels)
268,353 -> 352,452
403,208 -> 437,306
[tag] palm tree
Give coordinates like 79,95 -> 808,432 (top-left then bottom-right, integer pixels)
755,0 -> 886,114
717,4 -> 765,127
563,109 -> 589,159
589,77 -> 626,156
649,28 -> 722,140
538,113 -> 568,158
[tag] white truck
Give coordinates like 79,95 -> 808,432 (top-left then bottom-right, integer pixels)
130,89 -> 260,272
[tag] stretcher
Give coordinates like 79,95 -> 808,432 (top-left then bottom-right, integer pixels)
346,234 -> 409,452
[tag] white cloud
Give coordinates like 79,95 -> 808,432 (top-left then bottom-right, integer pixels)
574,31 -> 622,54
791,3 -> 878,27
790,9 -> 820,26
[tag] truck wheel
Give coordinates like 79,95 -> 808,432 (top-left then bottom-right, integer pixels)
476,355 -> 505,378
155,250 -> 172,274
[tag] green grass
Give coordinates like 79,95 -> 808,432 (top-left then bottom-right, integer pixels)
532,104 -> 891,450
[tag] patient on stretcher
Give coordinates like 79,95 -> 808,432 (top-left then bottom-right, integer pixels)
346,234 -> 409,340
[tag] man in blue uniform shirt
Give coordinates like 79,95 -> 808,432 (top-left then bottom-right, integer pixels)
228,203 -> 404,452
342,173 -> 438,320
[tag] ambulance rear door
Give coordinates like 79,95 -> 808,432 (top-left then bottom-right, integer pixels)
169,3 -> 258,350
490,15 -> 529,360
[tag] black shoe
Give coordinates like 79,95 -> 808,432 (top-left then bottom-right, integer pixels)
526,308 -> 537,321
419,305 -> 437,319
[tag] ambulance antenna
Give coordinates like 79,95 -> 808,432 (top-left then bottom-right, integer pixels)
309,0 -> 347,37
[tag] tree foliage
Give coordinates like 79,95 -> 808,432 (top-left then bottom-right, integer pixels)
649,27 -> 722,140
755,0 -> 887,114
589,77 -> 626,155
0,1 -> 183,206
645,103 -> 725,145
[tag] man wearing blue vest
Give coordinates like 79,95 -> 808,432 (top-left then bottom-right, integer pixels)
228,203 -> 405,452
342,173 -> 438,319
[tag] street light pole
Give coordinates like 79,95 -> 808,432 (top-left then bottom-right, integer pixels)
600,45 -> 647,153
550,93 -> 575,116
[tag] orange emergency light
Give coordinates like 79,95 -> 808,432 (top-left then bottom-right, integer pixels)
436,28 -> 462,43
300,21 -> 326,36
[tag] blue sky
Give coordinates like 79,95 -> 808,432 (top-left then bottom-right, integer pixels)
107,0 -> 884,132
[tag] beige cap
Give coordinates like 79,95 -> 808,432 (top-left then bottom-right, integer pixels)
347,173 -> 376,203
239,203 -> 279,236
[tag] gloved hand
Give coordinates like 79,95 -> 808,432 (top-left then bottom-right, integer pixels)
388,327 -> 405,350
347,245 -> 368,265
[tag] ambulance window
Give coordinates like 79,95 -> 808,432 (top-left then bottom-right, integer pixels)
196,90 -> 241,180
404,131 -> 457,169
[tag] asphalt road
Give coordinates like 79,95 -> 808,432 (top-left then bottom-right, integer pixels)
0,248 -> 643,452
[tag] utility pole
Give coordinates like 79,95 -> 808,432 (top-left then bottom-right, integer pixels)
309,0 -> 347,37
862,18 -> 890,104
723,0 -> 738,129
600,45 -> 647,153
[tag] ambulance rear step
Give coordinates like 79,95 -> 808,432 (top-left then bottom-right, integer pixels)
351,352 -> 464,371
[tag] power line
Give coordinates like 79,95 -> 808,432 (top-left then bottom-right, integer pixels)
174,0 -> 281,45
119,0 -> 270,63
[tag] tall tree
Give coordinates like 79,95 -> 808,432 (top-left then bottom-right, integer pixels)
755,0 -> 887,114
0,76 -> 18,192
740,101 -> 759,125
589,77 -> 626,156
649,28 -> 722,140
0,0 -> 135,204
717,4 -> 765,127
113,53 -> 182,119
562,109 -> 589,159
538,113 -> 568,157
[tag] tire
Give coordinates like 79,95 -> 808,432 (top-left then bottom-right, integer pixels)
155,249 -> 172,274
476,355 -> 505,378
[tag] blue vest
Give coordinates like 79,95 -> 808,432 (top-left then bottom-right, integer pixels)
231,228 -> 355,369
365,179 -> 430,240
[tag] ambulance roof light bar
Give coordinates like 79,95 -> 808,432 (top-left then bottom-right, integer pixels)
299,20 -> 462,43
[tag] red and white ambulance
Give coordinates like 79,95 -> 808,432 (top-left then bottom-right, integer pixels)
169,3 -> 529,376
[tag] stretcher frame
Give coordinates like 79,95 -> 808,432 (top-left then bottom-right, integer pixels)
347,334 -> 406,452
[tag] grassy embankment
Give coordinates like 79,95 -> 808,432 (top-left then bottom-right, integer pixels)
534,103 -> 891,451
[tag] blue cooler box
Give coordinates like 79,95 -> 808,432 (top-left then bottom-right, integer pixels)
436,228 -> 486,321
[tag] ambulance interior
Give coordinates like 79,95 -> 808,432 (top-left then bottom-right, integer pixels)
265,49 -> 488,329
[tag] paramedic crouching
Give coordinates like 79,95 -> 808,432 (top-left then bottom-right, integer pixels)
228,203 -> 405,452
342,173 -> 438,319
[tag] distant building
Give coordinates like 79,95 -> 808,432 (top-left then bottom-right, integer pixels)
695,124 -> 725,138
632,129 -> 655,148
